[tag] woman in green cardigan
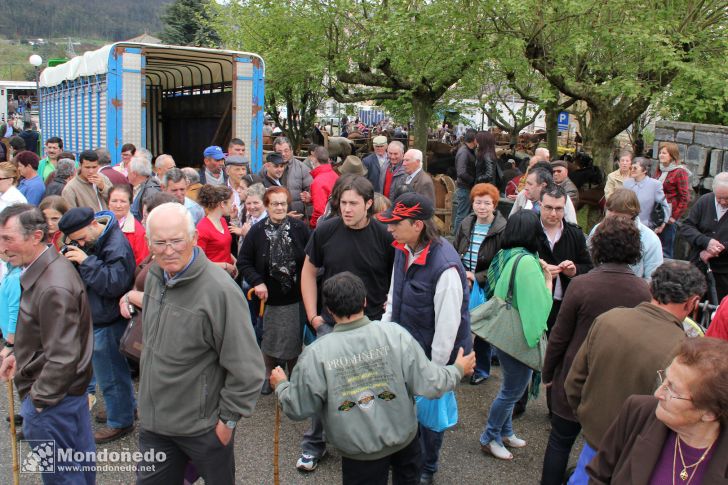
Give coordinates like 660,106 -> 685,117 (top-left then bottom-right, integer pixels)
479,210 -> 553,460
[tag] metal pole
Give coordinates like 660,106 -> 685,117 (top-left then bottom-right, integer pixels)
35,67 -> 42,141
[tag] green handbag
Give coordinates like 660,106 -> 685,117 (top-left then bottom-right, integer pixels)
469,254 -> 547,371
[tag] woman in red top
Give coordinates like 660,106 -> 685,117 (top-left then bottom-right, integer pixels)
39,195 -> 70,251
108,184 -> 149,266
655,142 -> 690,258
197,184 -> 238,278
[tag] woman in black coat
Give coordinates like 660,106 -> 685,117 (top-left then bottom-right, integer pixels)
453,183 -> 507,384
238,186 -> 310,394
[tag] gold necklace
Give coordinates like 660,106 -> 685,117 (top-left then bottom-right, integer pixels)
676,435 -> 715,483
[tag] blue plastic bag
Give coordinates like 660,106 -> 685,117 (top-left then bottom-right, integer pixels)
415,391 -> 458,432
468,280 -> 486,310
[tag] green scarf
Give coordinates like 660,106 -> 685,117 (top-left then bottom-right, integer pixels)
486,247 -> 533,299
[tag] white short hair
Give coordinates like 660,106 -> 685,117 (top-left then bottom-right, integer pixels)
388,141 -> 405,154
146,202 -> 196,240
135,147 -> 153,164
406,149 -> 423,163
129,156 -> 152,177
155,154 -> 174,170
714,172 -> 728,190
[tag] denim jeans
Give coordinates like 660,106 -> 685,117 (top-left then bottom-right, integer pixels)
658,222 -> 676,258
479,348 -> 533,446
93,321 -> 136,428
568,442 -> 597,485
21,394 -> 95,484
452,187 -> 472,236
473,336 -> 492,379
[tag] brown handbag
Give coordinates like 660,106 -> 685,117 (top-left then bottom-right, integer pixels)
119,309 -> 143,362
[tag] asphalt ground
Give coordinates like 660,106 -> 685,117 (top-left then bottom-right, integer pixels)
0,369 -> 583,484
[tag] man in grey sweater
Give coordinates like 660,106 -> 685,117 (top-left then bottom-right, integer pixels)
272,272 -> 475,484
136,203 -> 265,485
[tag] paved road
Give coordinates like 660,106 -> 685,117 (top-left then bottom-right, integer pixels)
0,368 -> 583,484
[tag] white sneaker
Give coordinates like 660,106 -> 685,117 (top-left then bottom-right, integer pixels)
296,451 -> 325,472
503,435 -> 527,448
481,441 -> 513,460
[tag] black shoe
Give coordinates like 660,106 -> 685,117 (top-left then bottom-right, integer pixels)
469,375 -> 487,385
512,405 -> 526,419
5,414 -> 22,426
261,380 -> 273,395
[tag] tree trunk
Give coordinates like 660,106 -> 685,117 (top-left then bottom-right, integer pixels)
412,94 -> 434,170
509,130 -> 519,147
591,135 -> 616,173
545,103 -> 558,158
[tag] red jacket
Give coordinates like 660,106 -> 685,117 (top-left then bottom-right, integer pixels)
121,215 -> 149,266
310,164 -> 338,228
655,167 -> 690,220
707,295 -> 728,342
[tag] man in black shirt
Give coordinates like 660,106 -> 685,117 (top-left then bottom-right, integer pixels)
296,175 -> 395,473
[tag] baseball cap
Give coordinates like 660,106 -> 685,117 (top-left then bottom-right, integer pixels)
203,146 -> 225,160
266,152 -> 285,165
376,193 -> 435,224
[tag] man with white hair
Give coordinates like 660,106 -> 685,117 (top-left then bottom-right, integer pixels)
136,203 -> 264,484
680,171 -> 728,300
154,154 -> 176,180
401,149 -> 435,203
535,147 -> 550,163
128,156 -> 161,221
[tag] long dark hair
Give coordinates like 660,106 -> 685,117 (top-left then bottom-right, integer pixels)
500,210 -> 541,253
476,131 -> 497,161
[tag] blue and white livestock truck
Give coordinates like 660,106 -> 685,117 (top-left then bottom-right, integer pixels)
38,43 -> 265,170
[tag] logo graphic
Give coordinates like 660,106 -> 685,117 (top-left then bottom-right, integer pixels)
21,440 -> 55,473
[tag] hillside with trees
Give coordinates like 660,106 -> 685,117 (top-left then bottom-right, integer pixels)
0,0 -> 172,41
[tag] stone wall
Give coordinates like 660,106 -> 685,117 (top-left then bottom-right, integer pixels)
653,121 -> 728,190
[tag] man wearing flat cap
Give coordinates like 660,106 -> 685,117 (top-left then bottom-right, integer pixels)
362,135 -> 387,190
551,160 -> 579,206
262,152 -> 287,188
58,206 -> 137,444
225,154 -> 250,214
377,193 -> 472,485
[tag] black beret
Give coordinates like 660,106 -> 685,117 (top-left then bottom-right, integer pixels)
58,207 -> 95,234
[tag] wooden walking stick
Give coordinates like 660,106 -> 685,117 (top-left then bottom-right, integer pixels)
273,401 -> 280,485
7,379 -> 20,485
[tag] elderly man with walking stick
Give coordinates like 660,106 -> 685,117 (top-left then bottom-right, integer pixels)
0,203 -> 96,484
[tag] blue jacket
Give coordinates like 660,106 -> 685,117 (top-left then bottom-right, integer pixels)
0,264 -> 21,335
362,152 -> 382,192
76,212 -> 136,327
390,237 -> 472,365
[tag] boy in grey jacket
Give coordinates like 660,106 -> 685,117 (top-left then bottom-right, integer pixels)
271,272 -> 475,484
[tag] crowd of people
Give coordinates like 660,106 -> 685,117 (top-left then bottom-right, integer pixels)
0,127 -> 726,485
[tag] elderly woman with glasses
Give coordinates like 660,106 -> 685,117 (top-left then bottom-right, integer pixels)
237,186 -> 310,394
588,337 -> 728,484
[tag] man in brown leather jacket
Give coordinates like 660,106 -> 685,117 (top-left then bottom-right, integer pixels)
0,204 -> 96,484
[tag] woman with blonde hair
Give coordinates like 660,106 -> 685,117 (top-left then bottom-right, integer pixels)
0,161 -> 27,212
604,150 -> 633,200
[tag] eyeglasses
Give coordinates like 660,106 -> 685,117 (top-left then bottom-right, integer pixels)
656,370 -> 692,401
150,239 -> 188,253
542,205 -> 565,213
268,201 -> 287,208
